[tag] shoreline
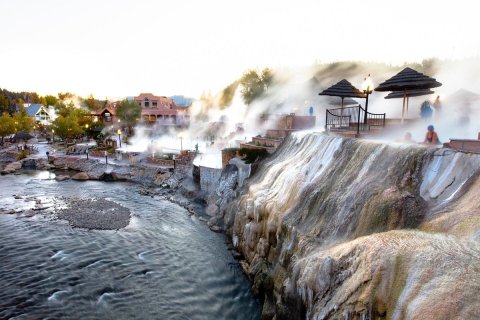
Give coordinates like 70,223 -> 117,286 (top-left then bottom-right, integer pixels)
1,152 -> 237,238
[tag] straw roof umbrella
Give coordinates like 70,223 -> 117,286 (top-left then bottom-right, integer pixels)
13,132 -> 34,141
319,79 -> 366,117
375,67 -> 442,122
326,96 -> 359,107
384,89 -> 435,116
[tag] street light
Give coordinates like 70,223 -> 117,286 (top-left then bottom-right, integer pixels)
52,129 -> 55,143
117,129 -> 122,148
362,74 -> 374,125
85,124 -> 89,140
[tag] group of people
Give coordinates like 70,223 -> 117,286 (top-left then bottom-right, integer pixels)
401,125 -> 441,145
420,96 -> 442,120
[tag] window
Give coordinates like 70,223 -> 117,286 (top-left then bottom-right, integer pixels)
152,101 -> 158,108
144,98 -> 150,108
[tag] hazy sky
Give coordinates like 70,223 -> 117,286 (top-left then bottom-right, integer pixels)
1,0 -> 479,99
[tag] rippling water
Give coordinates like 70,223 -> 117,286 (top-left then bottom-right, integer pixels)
0,171 -> 260,320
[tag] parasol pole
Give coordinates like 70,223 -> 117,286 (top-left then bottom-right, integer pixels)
406,96 -> 410,116
401,90 -> 407,124
340,97 -> 344,117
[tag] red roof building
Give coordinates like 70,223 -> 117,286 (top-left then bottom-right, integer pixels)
134,93 -> 190,127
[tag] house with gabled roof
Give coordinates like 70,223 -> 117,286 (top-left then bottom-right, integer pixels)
24,104 -> 52,125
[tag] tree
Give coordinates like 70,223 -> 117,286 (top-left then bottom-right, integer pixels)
240,68 -> 274,105
12,109 -> 34,133
116,99 -> 141,136
0,112 -> 15,144
219,81 -> 239,109
82,94 -> 101,111
52,113 -> 84,144
58,92 -> 74,101
0,94 -> 10,114
44,95 -> 58,106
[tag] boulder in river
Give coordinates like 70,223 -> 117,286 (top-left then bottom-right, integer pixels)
55,175 -> 71,181
1,161 -> 22,175
71,172 -> 89,180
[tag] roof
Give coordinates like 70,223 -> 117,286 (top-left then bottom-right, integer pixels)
384,89 -> 434,99
326,96 -> 359,106
375,67 -> 442,92
93,106 -> 116,116
318,79 -> 366,98
24,104 -> 45,117
135,93 -> 174,103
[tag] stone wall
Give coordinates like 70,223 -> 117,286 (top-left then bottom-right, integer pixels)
199,165 -> 222,193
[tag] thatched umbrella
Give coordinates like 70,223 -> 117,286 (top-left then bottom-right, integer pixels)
319,79 -> 366,111
375,67 -> 442,121
384,89 -> 434,116
13,132 -> 34,141
326,96 -> 359,107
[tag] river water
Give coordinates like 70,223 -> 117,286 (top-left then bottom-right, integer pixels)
0,171 -> 260,320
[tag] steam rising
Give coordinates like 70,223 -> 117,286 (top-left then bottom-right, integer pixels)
125,58 -> 480,166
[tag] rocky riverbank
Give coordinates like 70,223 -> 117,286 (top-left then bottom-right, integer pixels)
220,132 -> 480,320
0,154 -> 216,229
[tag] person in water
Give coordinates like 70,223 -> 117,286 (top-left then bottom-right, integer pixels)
423,125 -> 441,145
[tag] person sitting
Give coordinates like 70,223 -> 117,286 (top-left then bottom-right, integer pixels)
423,125 -> 441,145
402,132 -> 415,144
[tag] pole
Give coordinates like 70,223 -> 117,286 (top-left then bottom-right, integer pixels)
86,151 -> 89,160
340,97 -> 344,117
363,92 -> 369,125
357,104 -> 361,135
105,151 -> 108,164
118,134 -> 122,148
406,97 -> 410,116
401,90 -> 406,124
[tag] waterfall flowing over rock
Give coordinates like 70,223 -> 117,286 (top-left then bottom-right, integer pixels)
224,132 -> 480,320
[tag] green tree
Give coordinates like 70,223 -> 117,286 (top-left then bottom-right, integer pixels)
82,94 -> 101,111
12,109 -> 34,133
240,68 -> 274,105
52,113 -> 84,144
44,95 -> 58,106
0,94 -> 11,114
116,99 -> 141,136
0,112 -> 15,144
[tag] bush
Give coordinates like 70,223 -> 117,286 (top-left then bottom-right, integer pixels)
17,150 -> 28,160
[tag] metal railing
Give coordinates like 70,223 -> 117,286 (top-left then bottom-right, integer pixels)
325,105 -> 386,134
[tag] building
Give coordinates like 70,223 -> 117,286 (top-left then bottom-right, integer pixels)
91,106 -> 117,125
134,93 -> 190,127
24,104 -> 52,125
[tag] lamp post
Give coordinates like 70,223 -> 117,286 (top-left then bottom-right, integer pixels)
52,129 -> 55,143
117,129 -> 122,148
85,124 -> 89,140
362,74 -> 374,125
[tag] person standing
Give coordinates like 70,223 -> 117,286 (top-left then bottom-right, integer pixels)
433,96 -> 442,119
420,101 -> 433,120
